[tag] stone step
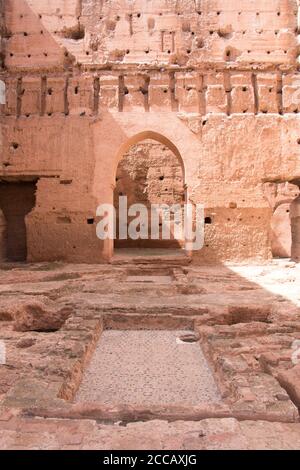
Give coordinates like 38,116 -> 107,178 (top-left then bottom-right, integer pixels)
111,249 -> 191,266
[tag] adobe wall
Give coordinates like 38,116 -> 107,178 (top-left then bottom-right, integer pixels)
0,1 -> 299,263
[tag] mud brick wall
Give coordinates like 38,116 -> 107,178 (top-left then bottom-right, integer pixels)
0,1 -> 299,263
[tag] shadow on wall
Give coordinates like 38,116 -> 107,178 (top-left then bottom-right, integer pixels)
4,0 -> 70,69
0,181 -> 37,261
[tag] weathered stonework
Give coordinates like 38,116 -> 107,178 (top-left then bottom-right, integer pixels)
1,2 -> 300,451
0,1 -> 299,263
0,260 -> 300,449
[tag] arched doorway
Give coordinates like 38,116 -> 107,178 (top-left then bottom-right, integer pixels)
291,186 -> 300,262
271,202 -> 293,258
269,183 -> 300,259
113,132 -> 186,255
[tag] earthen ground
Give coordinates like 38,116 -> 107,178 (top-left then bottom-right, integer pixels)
0,258 -> 300,449
1,2 -> 300,265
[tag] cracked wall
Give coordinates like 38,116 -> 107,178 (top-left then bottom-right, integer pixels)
0,1 -> 299,263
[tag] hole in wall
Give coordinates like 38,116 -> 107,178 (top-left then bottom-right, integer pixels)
57,216 -> 72,224
61,24 -> 85,41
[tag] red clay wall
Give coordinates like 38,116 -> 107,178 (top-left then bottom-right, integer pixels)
0,1 -> 299,263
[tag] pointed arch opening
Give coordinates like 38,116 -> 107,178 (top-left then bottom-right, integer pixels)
114,131 -> 186,182
113,131 -> 187,256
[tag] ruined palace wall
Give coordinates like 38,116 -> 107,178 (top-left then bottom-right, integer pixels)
5,0 -> 298,68
2,94 -> 298,263
0,1 -> 299,263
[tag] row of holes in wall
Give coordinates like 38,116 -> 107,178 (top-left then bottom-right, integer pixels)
5,27 -> 296,60
55,215 -> 268,226
14,10 -> 296,29
6,46 -> 293,61
9,136 -> 300,155
5,8 -> 297,59
14,10 -> 296,23
6,72 -> 299,118
9,25 -> 297,39
59,218 -> 211,225
5,37 -> 295,64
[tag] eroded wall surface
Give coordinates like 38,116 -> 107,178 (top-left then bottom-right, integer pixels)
0,0 -> 299,262
115,140 -> 185,248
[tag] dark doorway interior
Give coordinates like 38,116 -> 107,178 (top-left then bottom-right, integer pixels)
0,182 -> 37,261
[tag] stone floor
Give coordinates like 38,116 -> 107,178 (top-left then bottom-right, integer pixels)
75,330 -> 221,406
0,412 -> 300,450
0,258 -> 300,449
